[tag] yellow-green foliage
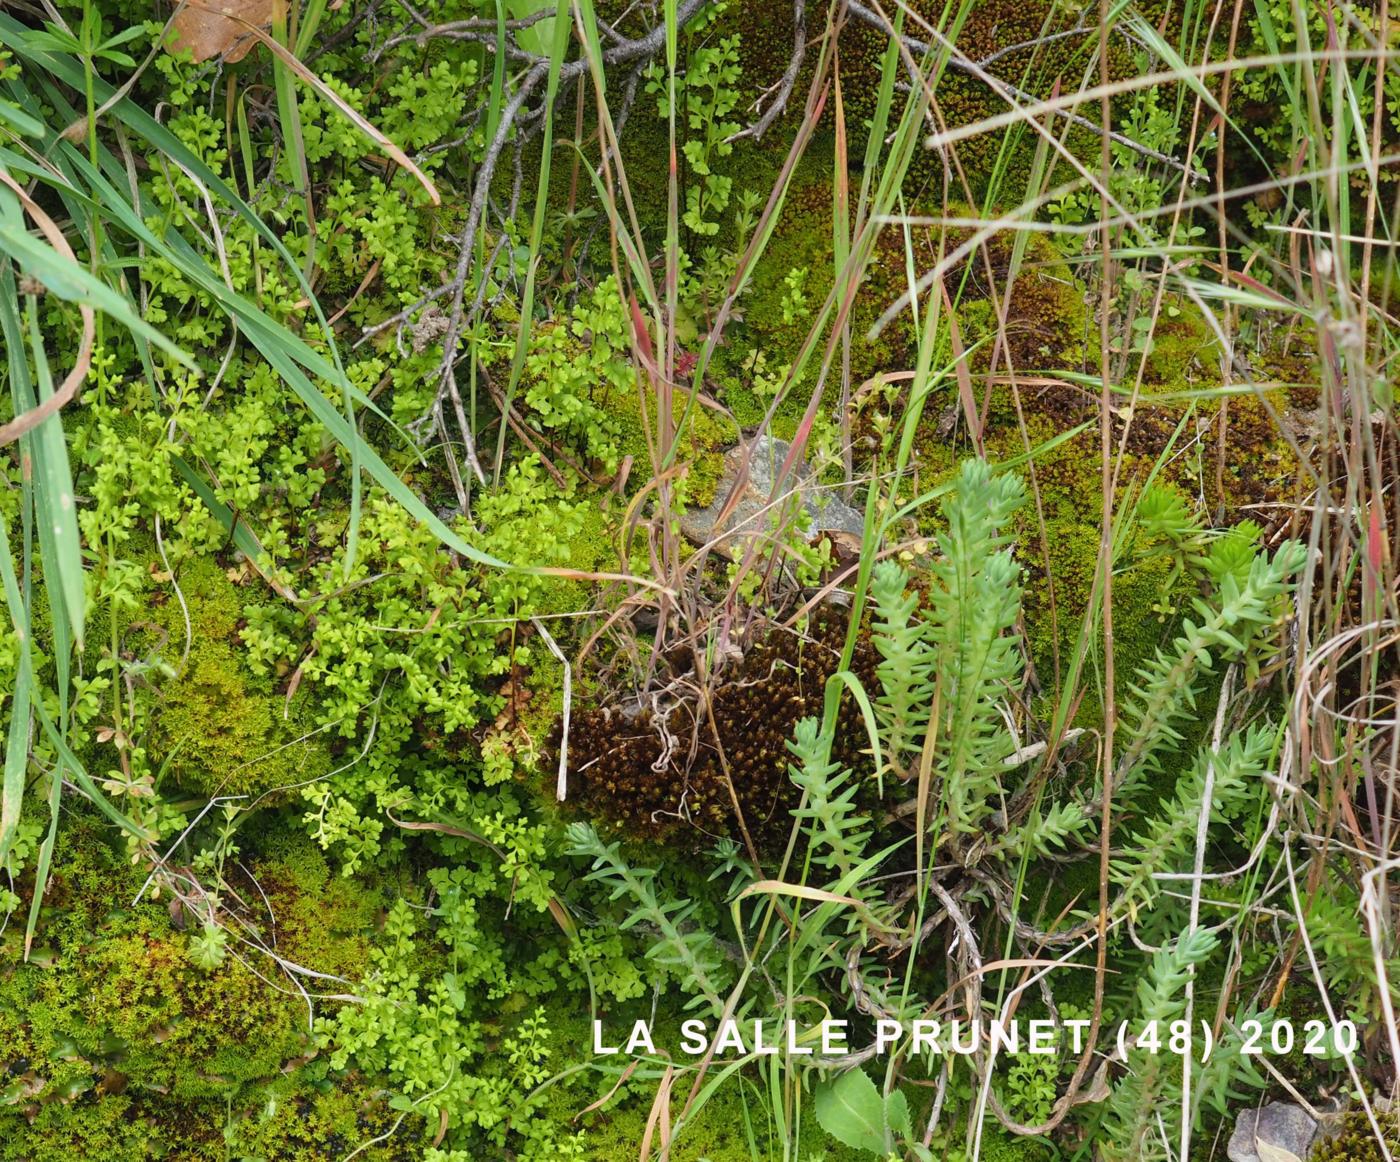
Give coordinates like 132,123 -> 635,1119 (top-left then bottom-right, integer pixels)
1137,297 -> 1221,388
68,918 -> 303,1098
605,381 -> 736,509
0,821 -> 401,1158
1314,1112 -> 1400,1162
3,1093 -> 221,1162
953,238 -> 1094,378
501,274 -> 738,503
614,94 -> 786,252
1,826 -> 302,1108
4,1042 -> 413,1162
824,233 -> 1299,720
243,828 -> 382,978
224,1072 -> 421,1161
1018,512 -> 1185,726
139,556 -> 330,798
1211,390 -> 1303,509
718,189 -> 1097,440
711,167 -> 884,435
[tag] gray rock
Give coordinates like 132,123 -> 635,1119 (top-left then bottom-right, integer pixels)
678,436 -> 865,558
1228,1101 -> 1320,1162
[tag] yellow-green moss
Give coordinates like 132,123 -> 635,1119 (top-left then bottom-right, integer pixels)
2,1052 -> 414,1162
1,824 -> 303,1110
78,919 -> 306,1099
597,377 -> 739,509
713,167 -> 890,435
1314,1111 -> 1400,1162
0,818 -> 406,1159
242,827 -> 383,978
138,556 -> 330,798
1138,297 -> 1222,388
225,1071 -> 420,1161
1,1092 -> 220,1161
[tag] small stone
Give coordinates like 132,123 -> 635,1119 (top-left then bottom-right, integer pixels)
678,436 -> 865,559
1228,1102 -> 1320,1162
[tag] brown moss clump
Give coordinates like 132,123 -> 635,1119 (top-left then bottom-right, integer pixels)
560,608 -> 878,849
941,227 -> 1093,376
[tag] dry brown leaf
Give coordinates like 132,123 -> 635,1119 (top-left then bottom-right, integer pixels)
492,675 -> 533,731
432,1106 -> 449,1148
168,0 -> 274,64
96,1070 -> 129,1096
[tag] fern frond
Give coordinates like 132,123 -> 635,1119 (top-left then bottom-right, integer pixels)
869,462 -> 1028,832
926,461 -> 1027,832
870,560 -> 934,772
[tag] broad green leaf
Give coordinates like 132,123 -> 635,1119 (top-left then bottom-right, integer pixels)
885,1089 -> 911,1141
506,0 -> 556,55
814,1068 -> 887,1156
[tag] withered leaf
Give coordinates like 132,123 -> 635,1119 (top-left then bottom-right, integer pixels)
168,0 -> 275,64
